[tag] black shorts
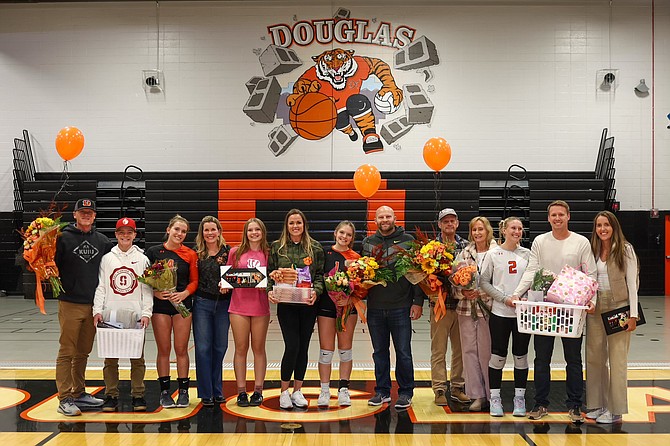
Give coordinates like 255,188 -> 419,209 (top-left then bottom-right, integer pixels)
152,296 -> 193,316
316,294 -> 358,319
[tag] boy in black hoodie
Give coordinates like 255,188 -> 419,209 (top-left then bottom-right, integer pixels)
54,198 -> 113,416
362,206 -> 424,411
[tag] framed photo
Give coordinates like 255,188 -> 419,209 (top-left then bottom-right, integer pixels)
220,266 -> 267,289
600,302 -> 646,335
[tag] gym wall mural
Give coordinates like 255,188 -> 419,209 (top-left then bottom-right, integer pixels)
242,7 -> 441,157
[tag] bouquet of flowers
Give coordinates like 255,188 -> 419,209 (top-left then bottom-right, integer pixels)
448,261 -> 478,290
22,215 -> 68,314
137,259 -> 190,318
346,256 -> 394,290
450,259 -> 489,320
532,268 -> 557,292
395,234 -> 455,321
528,268 -> 557,302
324,262 -> 365,331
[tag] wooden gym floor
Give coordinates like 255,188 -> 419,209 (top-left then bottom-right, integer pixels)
1,295 -> 669,445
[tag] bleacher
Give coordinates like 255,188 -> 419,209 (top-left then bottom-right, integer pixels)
7,129 -> 616,297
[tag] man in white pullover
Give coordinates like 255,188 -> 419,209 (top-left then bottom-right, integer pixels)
511,200 -> 596,423
93,217 -> 152,412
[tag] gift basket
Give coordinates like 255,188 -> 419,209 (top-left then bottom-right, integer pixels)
271,266 -> 313,304
96,327 -> 145,359
96,309 -> 145,359
514,300 -> 588,338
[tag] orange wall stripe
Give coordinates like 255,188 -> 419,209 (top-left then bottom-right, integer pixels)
218,179 -> 389,190
219,190 -> 404,200
217,179 -> 406,245
217,200 -> 257,211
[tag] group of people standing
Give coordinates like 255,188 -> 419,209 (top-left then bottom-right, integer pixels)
52,198 -> 639,426
427,201 -> 638,424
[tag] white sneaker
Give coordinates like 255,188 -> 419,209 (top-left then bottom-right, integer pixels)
279,390 -> 293,410
586,407 -> 606,420
338,388 -> 351,406
317,389 -> 331,407
596,410 -> 623,424
291,390 -> 308,408
489,396 -> 504,417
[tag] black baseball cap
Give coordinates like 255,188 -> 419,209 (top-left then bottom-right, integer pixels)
74,198 -> 96,211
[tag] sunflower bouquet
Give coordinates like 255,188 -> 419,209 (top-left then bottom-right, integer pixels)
22,215 -> 68,314
137,259 -> 190,318
394,231 -> 455,321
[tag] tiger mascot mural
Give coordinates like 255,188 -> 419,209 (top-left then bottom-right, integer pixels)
286,48 -> 403,154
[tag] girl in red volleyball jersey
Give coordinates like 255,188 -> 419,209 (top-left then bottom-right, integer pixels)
146,215 -> 198,409
316,221 -> 361,408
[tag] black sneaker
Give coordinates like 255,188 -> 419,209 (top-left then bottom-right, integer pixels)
368,393 -> 391,406
237,392 -> 250,407
102,396 -> 118,412
132,396 -> 147,412
214,395 -> 225,404
201,398 -> 214,407
175,389 -> 189,408
160,390 -> 176,409
395,394 -> 412,410
249,391 -> 263,406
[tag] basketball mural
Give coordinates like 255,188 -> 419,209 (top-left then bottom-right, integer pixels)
242,7 -> 442,157
286,49 -> 402,154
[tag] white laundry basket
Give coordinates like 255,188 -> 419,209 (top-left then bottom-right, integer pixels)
515,300 -> 588,338
96,327 -> 145,359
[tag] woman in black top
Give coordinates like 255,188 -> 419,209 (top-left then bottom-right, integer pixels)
146,215 -> 198,409
192,216 -> 230,406
316,221 -> 361,408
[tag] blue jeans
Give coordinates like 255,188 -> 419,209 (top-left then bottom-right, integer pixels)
367,306 -> 415,398
192,296 -> 230,399
533,334 -> 584,409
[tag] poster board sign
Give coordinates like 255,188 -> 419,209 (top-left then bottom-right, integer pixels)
220,266 -> 267,289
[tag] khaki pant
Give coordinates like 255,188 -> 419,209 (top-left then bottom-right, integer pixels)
586,290 -> 631,415
56,300 -> 96,400
430,308 -> 465,393
103,354 -> 147,398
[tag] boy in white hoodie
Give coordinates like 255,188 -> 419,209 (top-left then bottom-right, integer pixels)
93,217 -> 152,412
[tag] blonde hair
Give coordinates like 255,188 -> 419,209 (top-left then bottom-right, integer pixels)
164,214 -> 189,243
277,209 -> 316,259
195,216 -> 226,260
547,200 -> 570,214
234,218 -> 269,267
468,216 -> 494,246
334,220 -> 356,250
498,216 -> 523,244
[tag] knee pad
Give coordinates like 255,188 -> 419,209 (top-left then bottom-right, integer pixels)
339,349 -> 353,363
489,354 -> 506,370
318,349 -> 334,365
514,354 -> 529,370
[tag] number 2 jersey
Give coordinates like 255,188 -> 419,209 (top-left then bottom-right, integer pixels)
479,245 -> 531,318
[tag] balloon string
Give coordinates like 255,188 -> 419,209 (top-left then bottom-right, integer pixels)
434,171 -> 441,216
53,161 -> 71,203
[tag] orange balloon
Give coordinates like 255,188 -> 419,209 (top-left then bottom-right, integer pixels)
353,164 -> 381,198
55,127 -> 85,161
423,137 -> 452,172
